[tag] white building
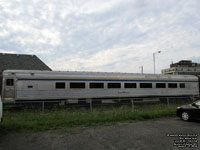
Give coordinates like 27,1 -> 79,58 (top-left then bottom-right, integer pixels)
162,60 -> 200,75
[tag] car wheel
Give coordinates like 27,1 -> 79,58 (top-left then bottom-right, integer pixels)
181,111 -> 190,121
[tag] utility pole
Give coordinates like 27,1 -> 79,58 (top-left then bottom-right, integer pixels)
139,66 -> 143,74
153,51 -> 161,74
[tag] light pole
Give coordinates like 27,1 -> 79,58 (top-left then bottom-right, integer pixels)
139,66 -> 143,74
153,51 -> 161,74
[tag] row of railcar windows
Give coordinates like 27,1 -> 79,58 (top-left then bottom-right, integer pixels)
55,82 -> 186,89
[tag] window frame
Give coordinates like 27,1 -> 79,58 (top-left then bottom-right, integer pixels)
140,83 -> 152,88
89,82 -> 104,89
156,83 -> 166,88
168,83 -> 178,88
124,83 -> 137,88
107,83 -> 121,89
6,79 -> 14,86
70,82 -> 86,89
27,85 -> 33,89
55,82 -> 66,89
179,83 -> 185,88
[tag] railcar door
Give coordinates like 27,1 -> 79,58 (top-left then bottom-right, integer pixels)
3,78 -> 15,100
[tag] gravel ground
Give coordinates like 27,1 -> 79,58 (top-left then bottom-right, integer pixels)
0,117 -> 199,150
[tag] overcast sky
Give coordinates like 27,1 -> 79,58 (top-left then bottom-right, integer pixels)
0,0 -> 200,73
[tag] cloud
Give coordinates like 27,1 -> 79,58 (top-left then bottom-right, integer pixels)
0,49 -> 17,54
0,0 -> 200,74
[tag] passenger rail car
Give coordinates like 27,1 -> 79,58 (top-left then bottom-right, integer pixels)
1,70 -> 199,103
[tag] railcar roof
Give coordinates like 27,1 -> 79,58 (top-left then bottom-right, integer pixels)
3,70 -> 198,80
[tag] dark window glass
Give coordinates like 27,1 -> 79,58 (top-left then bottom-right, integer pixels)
156,83 -> 166,88
28,85 -> 33,88
70,82 -> 85,88
140,83 -> 152,88
56,82 -> 65,89
6,79 -> 14,86
90,83 -> 104,88
168,83 -> 177,88
124,83 -> 137,88
108,83 -> 121,88
180,83 -> 185,88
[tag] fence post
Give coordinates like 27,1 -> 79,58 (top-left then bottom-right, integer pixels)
131,99 -> 134,109
42,101 -> 45,112
192,95 -> 195,102
167,98 -> 169,107
90,99 -> 92,111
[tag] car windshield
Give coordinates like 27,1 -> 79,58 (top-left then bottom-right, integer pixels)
194,100 -> 200,106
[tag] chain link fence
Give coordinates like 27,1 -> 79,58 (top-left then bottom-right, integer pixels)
3,95 -> 199,112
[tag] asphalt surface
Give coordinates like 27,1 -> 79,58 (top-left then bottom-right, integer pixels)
0,117 -> 199,150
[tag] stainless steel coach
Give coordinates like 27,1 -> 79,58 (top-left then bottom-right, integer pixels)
1,70 -> 199,103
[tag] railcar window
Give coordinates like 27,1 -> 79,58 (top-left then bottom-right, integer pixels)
70,82 -> 85,88
56,82 -> 65,89
124,83 -> 137,88
6,79 -> 14,86
156,83 -> 166,88
180,83 -> 185,88
28,85 -> 33,88
168,83 -> 177,88
90,83 -> 104,88
108,83 -> 121,88
140,83 -> 152,88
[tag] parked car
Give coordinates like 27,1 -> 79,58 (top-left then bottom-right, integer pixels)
176,100 -> 200,121
0,96 -> 2,122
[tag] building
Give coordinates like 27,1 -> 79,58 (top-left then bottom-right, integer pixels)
161,60 -> 200,75
0,53 -> 52,93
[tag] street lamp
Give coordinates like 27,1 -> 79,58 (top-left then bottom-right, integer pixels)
139,66 -> 143,74
153,51 -> 161,74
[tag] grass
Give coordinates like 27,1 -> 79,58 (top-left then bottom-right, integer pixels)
0,104 -> 177,133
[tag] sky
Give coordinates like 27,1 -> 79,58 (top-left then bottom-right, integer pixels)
0,0 -> 200,74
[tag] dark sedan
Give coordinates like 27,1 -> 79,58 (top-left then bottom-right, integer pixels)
176,100 -> 200,121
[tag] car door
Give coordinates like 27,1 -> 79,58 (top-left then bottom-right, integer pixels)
0,96 -> 2,122
192,101 -> 200,119
196,105 -> 200,120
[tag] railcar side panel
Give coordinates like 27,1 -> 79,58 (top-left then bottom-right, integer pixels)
2,70 -> 199,102
15,80 -> 199,100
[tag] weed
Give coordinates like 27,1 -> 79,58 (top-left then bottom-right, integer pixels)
0,104 -> 177,132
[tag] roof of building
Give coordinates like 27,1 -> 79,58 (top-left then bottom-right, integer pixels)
0,53 -> 52,71
170,60 -> 200,68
